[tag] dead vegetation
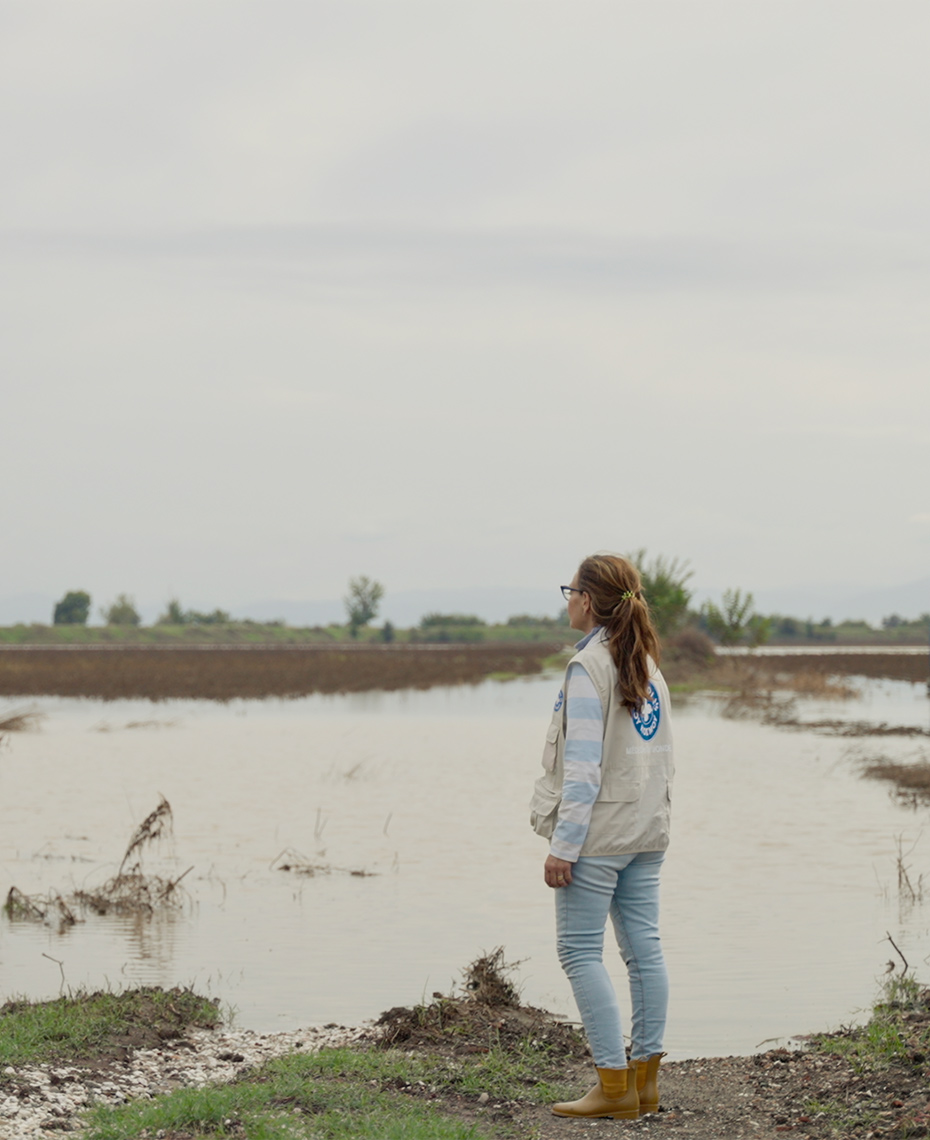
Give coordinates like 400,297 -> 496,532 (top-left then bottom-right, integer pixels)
782,718 -> 929,737
664,646 -> 929,696
694,658 -> 930,742
0,643 -> 562,701
862,751 -> 930,807
4,796 -> 193,926
269,846 -> 377,878
368,948 -> 588,1058
0,705 -> 42,737
742,651 -> 929,685
3,887 -> 78,933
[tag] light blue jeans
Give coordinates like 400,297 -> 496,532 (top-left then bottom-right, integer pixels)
555,851 -> 668,1068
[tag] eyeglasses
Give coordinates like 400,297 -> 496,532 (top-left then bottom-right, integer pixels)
560,585 -> 584,601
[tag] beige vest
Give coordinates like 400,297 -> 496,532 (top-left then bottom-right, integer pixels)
529,633 -> 674,856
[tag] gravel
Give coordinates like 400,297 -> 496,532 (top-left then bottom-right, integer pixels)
0,1022 -> 367,1138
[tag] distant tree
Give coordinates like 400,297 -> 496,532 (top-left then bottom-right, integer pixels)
505,613 -> 565,629
882,614 -> 903,630
344,576 -> 384,638
747,613 -> 772,646
102,594 -> 141,626
703,588 -> 769,647
157,598 -> 188,625
53,590 -> 91,626
420,613 -> 486,628
156,599 -> 232,625
187,608 -> 231,625
627,550 -> 694,639
771,615 -> 801,638
381,621 -> 395,643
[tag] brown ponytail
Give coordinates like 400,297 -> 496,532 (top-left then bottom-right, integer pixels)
576,554 -> 661,711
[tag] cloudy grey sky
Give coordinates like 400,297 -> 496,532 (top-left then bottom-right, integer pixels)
2,1 -> 928,623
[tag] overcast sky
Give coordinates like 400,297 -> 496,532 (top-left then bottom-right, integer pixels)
2,1 -> 928,622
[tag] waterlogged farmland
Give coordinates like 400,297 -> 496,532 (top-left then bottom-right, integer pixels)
2,656 -> 930,1060
0,643 -> 560,700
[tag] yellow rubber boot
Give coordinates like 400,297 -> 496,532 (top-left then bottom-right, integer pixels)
633,1052 -> 666,1114
551,1066 -> 639,1119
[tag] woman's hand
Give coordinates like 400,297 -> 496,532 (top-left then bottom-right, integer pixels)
545,855 -> 574,889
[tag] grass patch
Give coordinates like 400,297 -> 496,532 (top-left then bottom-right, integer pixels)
789,974 -> 930,1136
64,953 -> 582,1140
0,986 -> 219,1069
81,1041 -> 579,1140
811,974 -> 927,1073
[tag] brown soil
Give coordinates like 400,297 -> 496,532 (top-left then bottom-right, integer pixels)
0,642 -> 561,700
362,1004 -> 930,1139
725,652 -> 929,686
662,649 -> 930,693
518,1047 -> 930,1139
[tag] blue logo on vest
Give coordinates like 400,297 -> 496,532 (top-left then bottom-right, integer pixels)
631,683 -> 660,740
553,689 -> 564,713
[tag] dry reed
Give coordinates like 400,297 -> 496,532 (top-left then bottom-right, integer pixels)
4,887 -> 78,932
6,797 -> 192,923
862,757 -> 930,800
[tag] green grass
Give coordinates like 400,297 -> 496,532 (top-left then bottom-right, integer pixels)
0,620 -> 574,647
802,974 -> 930,1136
0,622 -> 346,645
811,974 -> 923,1073
801,1095 -> 885,1137
0,987 -> 219,1068
0,984 -> 580,1140
81,1044 -> 577,1140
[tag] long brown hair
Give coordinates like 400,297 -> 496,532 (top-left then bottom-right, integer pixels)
576,553 -> 661,710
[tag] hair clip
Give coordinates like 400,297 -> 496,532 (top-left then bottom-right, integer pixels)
621,590 -> 637,601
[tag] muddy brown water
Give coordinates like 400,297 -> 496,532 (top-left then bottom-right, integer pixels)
1,673 -> 929,1060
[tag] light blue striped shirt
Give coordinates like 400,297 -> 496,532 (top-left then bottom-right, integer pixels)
550,628 -> 605,862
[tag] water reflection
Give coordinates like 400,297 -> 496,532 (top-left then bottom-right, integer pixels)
1,675 -> 929,1058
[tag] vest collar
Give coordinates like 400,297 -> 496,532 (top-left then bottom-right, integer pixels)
574,624 -> 604,651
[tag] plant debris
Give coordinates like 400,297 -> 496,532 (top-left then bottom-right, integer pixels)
862,753 -> 930,804
0,706 -> 43,735
3,887 -> 78,932
368,948 -> 588,1058
4,797 -> 192,923
270,846 -> 377,878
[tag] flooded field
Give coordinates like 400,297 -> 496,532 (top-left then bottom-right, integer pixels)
1,671 -> 930,1060
0,642 -> 559,700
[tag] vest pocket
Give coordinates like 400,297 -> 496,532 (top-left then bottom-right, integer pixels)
541,722 -> 560,772
598,764 -> 644,803
529,779 -> 561,838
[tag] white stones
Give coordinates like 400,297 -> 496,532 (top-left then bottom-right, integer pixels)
0,1022 -> 366,1139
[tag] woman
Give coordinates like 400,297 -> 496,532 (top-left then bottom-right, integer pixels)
529,553 -> 674,1120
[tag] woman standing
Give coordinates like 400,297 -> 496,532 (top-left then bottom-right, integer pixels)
529,553 -> 674,1120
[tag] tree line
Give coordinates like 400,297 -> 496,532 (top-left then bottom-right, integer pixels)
47,557 -> 930,646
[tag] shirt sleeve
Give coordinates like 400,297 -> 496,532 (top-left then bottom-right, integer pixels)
549,662 -> 604,862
